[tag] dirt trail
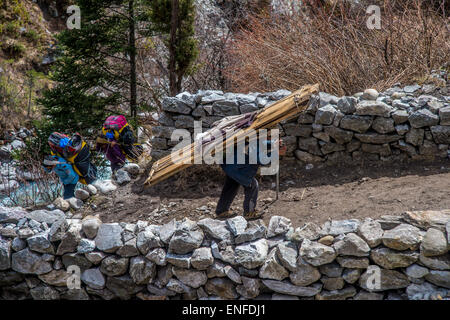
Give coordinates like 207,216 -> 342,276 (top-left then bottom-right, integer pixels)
86,159 -> 450,228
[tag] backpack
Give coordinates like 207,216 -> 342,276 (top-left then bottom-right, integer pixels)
48,132 -> 83,159
102,115 -> 128,140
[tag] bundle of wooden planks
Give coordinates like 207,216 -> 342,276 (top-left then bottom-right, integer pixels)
145,83 -> 319,186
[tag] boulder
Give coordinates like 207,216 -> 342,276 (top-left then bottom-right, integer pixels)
420,228 -> 448,257
370,248 -> 419,269
27,231 -> 54,254
355,101 -> 393,117
115,169 -> 131,185
168,219 -> 204,254
357,218 -> 383,247
166,253 -> 191,268
53,198 -> 70,212
191,247 -> 214,270
75,189 -> 90,201
136,227 -> 162,255
289,256 -> 321,286
77,238 -> 96,254
235,238 -> 268,269
172,267 -> 207,288
321,219 -> 360,236
105,275 -> 144,300
236,277 -> 261,299
0,239 -> 11,270
361,89 -> 379,100
424,270 -> 450,289
38,269 -> 70,287
116,238 -> 139,257
267,216 -> 292,238
81,268 -> 105,289
262,280 -> 322,297
145,248 -> 167,266
299,239 -> 337,266
276,242 -> 298,272
129,256 -> 156,285
418,253 -> 450,270
342,268 -> 361,284
100,255 -> 129,276
62,253 -> 92,271
336,256 -> 370,269
56,223 -> 82,255
27,209 -> 65,226
315,286 -> 356,300
82,216 -> 102,239
205,278 -> 238,299
315,105 -> 337,125
197,218 -> 232,241
332,233 -> 370,257
94,223 -> 123,253
382,224 -> 423,251
405,264 -> 429,278
259,248 -> 289,280
359,266 -> 409,292
402,209 -> 450,233
11,248 -> 53,275
0,206 -> 27,224
408,109 -> 439,128
372,117 -> 395,134
85,251 -> 107,265
226,216 -> 248,237
92,180 -> 117,194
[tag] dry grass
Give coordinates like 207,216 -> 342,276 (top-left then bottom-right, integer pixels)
225,0 -> 449,95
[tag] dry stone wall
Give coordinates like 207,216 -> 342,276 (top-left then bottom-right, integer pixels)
151,82 -> 450,165
1,206 -> 449,300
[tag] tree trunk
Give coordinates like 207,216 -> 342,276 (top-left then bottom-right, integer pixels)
169,0 -> 180,96
129,0 -> 137,120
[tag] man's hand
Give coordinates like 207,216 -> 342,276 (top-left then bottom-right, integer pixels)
110,141 -> 117,147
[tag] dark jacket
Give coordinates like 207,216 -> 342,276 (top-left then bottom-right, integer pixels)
220,139 -> 273,187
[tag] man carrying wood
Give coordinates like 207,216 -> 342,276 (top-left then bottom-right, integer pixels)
215,136 -> 286,220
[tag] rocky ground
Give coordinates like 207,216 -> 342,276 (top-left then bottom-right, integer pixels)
76,158 -> 450,229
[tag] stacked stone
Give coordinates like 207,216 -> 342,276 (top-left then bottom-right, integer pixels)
1,205 -> 449,300
151,84 -> 450,165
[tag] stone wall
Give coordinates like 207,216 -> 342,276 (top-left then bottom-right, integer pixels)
150,83 -> 450,165
1,207 -> 449,300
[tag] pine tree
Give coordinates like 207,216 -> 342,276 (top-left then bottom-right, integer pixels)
146,0 -> 198,96
39,0 -> 147,135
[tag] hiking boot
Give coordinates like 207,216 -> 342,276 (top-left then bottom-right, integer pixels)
243,210 -> 264,221
216,211 -> 237,219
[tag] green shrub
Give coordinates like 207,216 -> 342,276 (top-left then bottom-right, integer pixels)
2,40 -> 25,58
24,29 -> 41,44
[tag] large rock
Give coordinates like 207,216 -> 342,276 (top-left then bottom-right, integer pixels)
62,253 -> 92,271
358,218 -> 383,247
430,126 -> 450,144
129,256 -> 156,285
355,101 -> 393,117
75,189 -> 90,201
359,266 -> 409,292
117,238 -> 139,257
315,105 -> 337,125
11,248 -> 52,275
420,228 -> 448,257
30,285 -> 60,300
236,277 -> 261,299
169,219 -> 204,254
172,267 -> 207,288
382,224 -> 423,251
336,96 -> 357,114
27,209 -> 65,226
267,216 -> 292,238
259,248 -> 289,280
191,247 -> 214,270
354,133 -> 401,144
408,109 -> 439,128
81,268 -> 105,289
0,206 -> 27,224
406,282 -> 447,300
402,210 -> 450,232
27,231 -> 54,254
0,239 -> 11,270
56,223 -> 82,255
92,180 -> 117,194
145,248 -> 167,266
197,218 -> 232,241
336,256 -> 370,269
100,255 -> 129,276
370,248 -> 419,269
332,233 -> 370,257
405,264 -> 429,278
82,216 -> 102,239
162,96 -> 192,114
287,223 -> 321,242
372,117 -> 395,134
424,270 -> 450,289
105,275 -> 144,300
315,286 -> 356,300
235,238 -> 268,269
261,280 -> 322,297
276,242 -> 298,272
204,278 -> 238,299
115,169 -> 131,185
323,126 -> 354,144
418,253 -> 450,270
95,223 -> 123,253
53,198 -> 70,212
234,222 -> 267,244
166,253 -> 191,268
299,239 -> 337,266
77,238 -> 96,254
321,219 -> 360,236
226,216 -> 248,237
136,227 -> 162,255
38,269 -> 70,287
289,256 -> 321,286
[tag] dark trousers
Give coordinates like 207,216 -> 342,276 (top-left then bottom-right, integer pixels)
63,183 -> 76,199
216,176 -> 259,215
